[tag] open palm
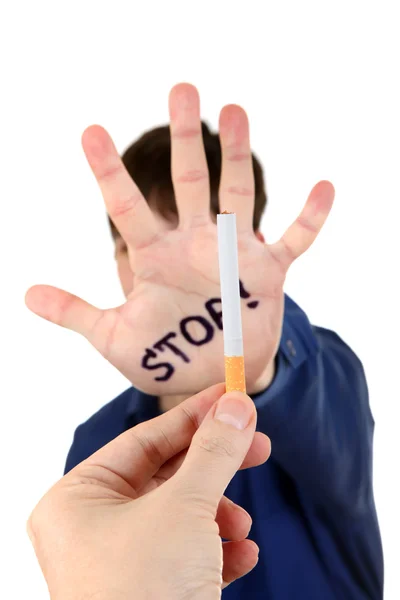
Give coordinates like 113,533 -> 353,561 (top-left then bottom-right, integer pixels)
26,84 -> 334,396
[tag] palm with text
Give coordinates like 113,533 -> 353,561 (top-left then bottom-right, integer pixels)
26,84 -> 334,396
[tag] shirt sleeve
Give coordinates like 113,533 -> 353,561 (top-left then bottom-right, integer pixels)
253,296 -> 384,598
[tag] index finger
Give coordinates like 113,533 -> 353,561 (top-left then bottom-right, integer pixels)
140,429 -> 270,495
82,125 -> 161,250
81,383 -> 227,493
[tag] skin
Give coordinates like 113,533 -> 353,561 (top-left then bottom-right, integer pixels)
28,386 -> 272,599
25,82 -> 335,597
25,83 -> 335,405
114,206 -> 268,412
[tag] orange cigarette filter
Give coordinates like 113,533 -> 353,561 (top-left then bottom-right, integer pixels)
224,355 -> 246,393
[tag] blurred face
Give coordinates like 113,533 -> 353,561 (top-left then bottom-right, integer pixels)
114,208 -> 178,297
114,204 -> 265,298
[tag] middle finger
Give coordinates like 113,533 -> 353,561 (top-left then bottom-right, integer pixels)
219,104 -> 255,233
169,83 -> 211,229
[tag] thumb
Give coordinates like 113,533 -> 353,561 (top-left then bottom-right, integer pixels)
25,284 -> 103,339
174,392 -> 257,508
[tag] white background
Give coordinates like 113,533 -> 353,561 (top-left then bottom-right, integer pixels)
1,1 -> 398,598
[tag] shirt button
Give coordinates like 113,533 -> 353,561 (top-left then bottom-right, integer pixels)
286,339 -> 297,356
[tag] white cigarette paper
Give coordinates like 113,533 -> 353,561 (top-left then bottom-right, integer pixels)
217,213 -> 246,393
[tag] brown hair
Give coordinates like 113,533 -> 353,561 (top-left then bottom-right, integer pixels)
110,121 -> 267,238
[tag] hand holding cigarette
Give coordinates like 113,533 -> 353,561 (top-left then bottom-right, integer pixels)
28,385 -> 271,598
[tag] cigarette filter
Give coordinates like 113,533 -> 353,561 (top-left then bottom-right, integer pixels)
217,212 -> 246,393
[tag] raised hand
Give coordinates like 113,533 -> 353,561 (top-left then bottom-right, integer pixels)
25,84 -> 334,396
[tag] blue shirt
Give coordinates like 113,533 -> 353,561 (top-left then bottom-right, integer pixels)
65,296 -> 383,599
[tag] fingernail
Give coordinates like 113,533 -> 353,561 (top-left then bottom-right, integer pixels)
214,393 -> 253,430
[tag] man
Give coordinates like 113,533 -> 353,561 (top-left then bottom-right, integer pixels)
26,83 -> 383,598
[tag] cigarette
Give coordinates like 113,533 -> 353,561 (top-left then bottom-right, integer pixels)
217,212 -> 246,394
